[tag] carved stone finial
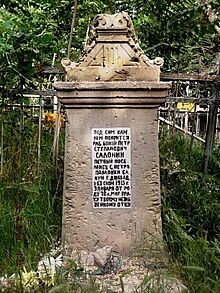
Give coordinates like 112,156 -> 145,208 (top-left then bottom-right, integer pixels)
62,13 -> 164,82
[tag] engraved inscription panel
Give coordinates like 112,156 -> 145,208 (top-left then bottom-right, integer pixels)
92,128 -> 131,208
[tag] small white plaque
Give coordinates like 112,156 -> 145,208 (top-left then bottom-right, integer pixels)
92,128 -> 131,208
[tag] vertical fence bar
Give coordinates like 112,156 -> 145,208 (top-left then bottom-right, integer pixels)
0,95 -> 4,176
0,116 -> 3,176
53,100 -> 61,169
18,100 -> 24,178
203,89 -> 219,174
37,95 -> 42,175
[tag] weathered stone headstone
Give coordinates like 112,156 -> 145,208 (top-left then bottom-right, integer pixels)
54,13 -> 171,258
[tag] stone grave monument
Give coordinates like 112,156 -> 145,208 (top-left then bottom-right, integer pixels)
54,13 -> 171,260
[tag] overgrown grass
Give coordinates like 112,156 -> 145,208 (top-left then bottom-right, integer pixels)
0,109 -> 64,276
160,129 -> 220,292
1,111 -> 220,292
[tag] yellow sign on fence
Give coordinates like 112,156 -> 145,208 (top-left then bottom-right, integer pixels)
177,102 -> 195,112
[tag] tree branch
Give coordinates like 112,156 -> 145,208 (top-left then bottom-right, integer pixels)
67,0 -> 78,59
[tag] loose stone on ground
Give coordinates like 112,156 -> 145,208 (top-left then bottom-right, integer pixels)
69,246 -> 188,293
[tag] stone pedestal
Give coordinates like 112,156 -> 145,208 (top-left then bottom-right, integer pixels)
54,13 -> 171,258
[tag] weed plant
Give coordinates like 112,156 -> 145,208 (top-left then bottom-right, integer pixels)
160,128 -> 220,292
0,109 -> 64,276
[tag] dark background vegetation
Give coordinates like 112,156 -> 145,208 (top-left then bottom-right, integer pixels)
0,0 -> 219,90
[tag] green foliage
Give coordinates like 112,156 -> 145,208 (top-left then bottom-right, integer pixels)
129,0 -> 219,71
0,110 -> 64,276
52,260 -> 100,293
160,129 -> 220,292
0,0 -> 219,91
1,115 -> 220,292
0,1 -> 70,89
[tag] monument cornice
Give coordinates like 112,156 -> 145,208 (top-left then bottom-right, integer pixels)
54,81 -> 171,107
